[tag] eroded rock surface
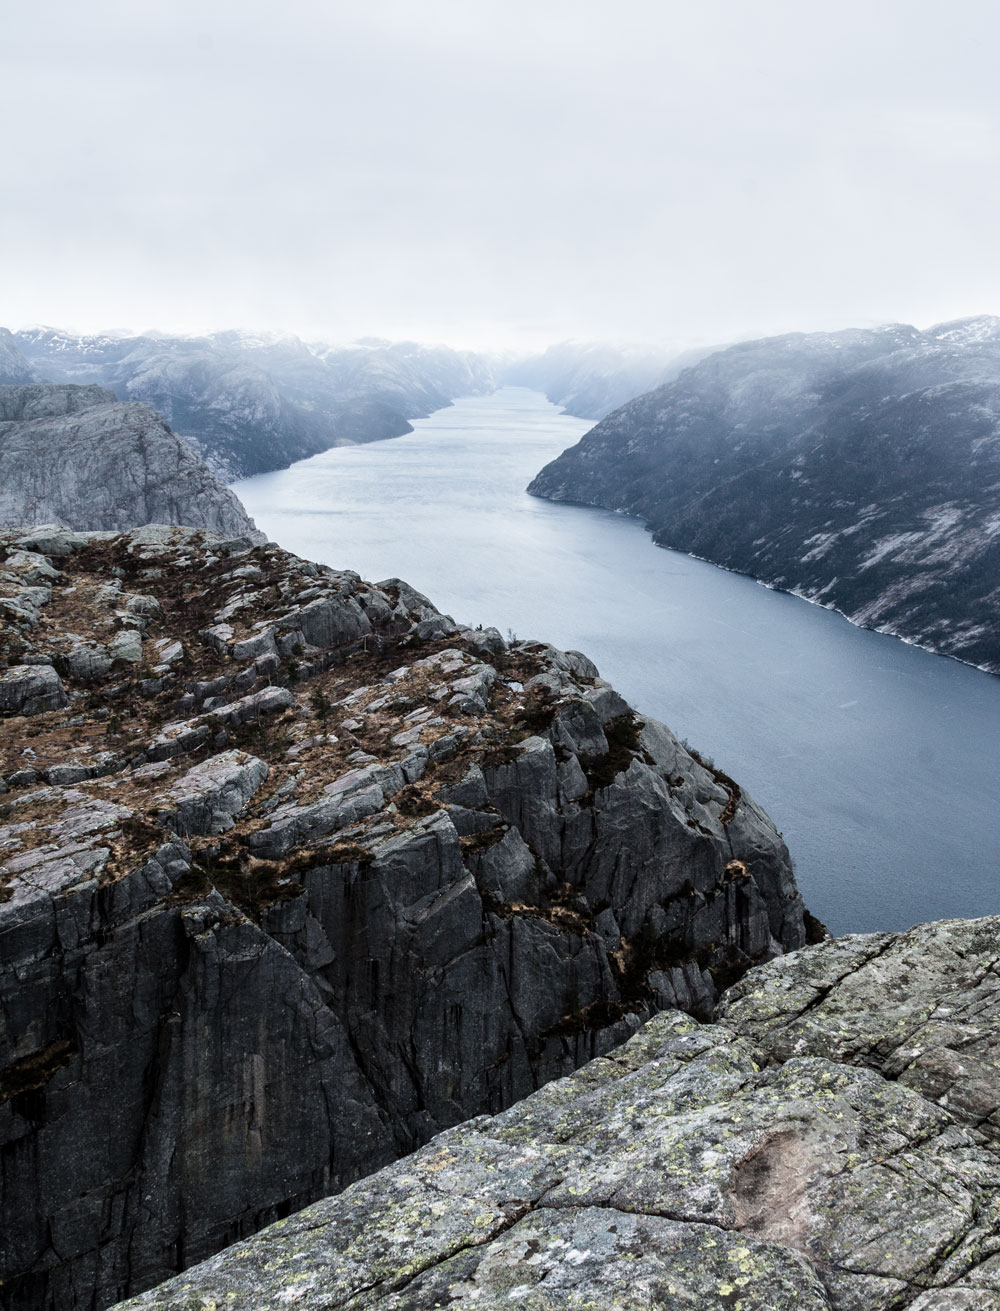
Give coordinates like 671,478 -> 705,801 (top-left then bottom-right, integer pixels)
0,527 -> 805,1309
122,916 -> 1000,1311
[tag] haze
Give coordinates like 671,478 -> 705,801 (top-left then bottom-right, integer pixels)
3,0 -> 997,349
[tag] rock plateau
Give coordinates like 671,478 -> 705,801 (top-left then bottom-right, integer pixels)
0,525 -> 806,1309
122,914 -> 1000,1311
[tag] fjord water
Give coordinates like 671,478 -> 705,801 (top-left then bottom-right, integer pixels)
234,387 -> 1000,936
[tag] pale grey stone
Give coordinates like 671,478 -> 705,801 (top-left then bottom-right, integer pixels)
0,663 -> 69,715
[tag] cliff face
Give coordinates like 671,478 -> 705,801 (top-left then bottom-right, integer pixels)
0,527 -> 805,1309
120,914 -> 1000,1311
0,385 -> 261,538
0,329 -> 40,385
13,329 -> 496,479
528,317 -> 1000,672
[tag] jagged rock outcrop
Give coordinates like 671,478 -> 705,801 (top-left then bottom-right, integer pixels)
529,317 -> 1000,672
13,328 -> 495,478
0,384 -> 262,538
0,527 -> 805,1309
121,915 -> 1000,1310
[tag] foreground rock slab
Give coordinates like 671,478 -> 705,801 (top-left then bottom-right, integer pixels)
0,525 -> 806,1310
121,915 -> 1000,1311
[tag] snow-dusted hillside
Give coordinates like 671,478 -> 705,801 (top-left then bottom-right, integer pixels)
529,318 -> 1000,672
14,329 -> 495,478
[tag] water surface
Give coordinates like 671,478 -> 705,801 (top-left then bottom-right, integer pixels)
234,388 -> 1000,935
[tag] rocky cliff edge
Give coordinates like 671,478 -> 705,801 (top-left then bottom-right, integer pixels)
0,526 -> 805,1309
121,914 -> 1000,1310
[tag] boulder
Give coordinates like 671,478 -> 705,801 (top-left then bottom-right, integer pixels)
0,664 -> 69,715
154,750 -> 269,835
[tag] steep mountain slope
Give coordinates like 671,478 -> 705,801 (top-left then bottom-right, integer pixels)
0,385 -> 261,538
0,527 -> 806,1309
503,340 -> 711,419
529,318 -> 1000,671
0,328 -> 41,384
121,914 -> 1000,1311
14,329 -> 495,478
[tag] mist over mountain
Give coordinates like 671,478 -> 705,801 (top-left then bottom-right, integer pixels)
529,315 -> 1000,672
500,341 -> 712,420
14,329 -> 495,479
12,328 -> 713,478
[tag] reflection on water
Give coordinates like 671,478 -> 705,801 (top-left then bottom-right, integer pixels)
234,388 -> 1000,935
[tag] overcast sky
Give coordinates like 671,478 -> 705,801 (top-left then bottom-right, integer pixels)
3,0 -> 999,349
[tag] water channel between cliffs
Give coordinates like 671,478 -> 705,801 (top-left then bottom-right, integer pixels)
233,386 -> 1000,936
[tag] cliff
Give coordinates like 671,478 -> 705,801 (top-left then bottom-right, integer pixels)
0,527 -> 806,1309
0,384 -> 261,539
119,914 -> 1000,1310
529,317 -> 1000,672
0,328 -> 40,385
13,329 -> 496,479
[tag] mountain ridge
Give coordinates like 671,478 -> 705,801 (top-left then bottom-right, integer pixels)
13,328 -> 497,479
528,316 -> 1000,672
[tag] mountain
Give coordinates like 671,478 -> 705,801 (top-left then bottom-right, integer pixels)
502,340 -> 712,419
118,912 -> 1000,1311
0,526 -> 806,1309
0,328 -> 41,384
0,384 -> 261,540
529,317 -> 1000,672
13,329 -> 496,479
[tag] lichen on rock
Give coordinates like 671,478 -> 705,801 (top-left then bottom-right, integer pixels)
120,915 -> 1000,1311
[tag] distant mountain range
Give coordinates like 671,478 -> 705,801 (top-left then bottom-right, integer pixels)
500,340 -> 709,419
529,317 -> 1000,673
12,329 -> 496,479
8,330 -> 710,480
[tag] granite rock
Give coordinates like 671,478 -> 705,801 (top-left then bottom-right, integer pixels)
121,916 -> 1000,1311
0,528 -> 806,1310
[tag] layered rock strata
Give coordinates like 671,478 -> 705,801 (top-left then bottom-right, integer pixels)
0,384 -> 262,538
122,915 -> 1000,1310
0,526 -> 805,1309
